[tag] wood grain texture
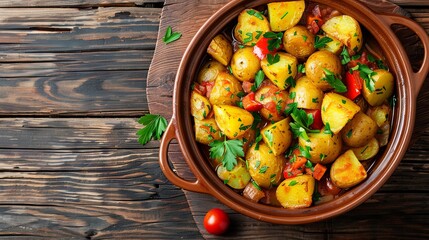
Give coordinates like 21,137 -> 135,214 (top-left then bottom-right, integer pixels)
0,0 -> 164,7
147,0 -> 429,238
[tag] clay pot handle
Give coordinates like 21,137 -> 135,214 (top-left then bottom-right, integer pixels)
378,14 -> 429,96
159,120 -> 209,194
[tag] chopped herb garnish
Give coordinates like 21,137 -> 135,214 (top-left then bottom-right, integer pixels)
227,65 -> 233,74
288,180 -> 298,186
284,102 -> 298,116
312,97 -> 319,103
298,64 -> 306,73
299,145 -> 312,159
255,30 -> 263,40
320,153 -> 327,161
163,26 -> 182,44
243,32 -> 253,44
263,32 -> 283,51
346,129 -> 353,138
254,130 -> 263,150
251,70 -> 265,92
209,137 -> 244,171
305,160 -> 314,171
246,9 -> 264,20
264,130 -> 274,146
267,53 -> 280,66
314,35 -> 333,48
289,108 -> 319,141
281,12 -> 289,19
340,46 -> 351,65
324,122 -> 334,136
323,68 -> 347,93
259,166 -> 269,174
252,180 -> 261,190
289,92 -> 296,100
136,114 -> 168,145
351,63 -> 377,92
361,145 -> 369,154
285,76 -> 296,88
302,35 -> 308,42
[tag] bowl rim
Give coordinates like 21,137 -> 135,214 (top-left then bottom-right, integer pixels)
171,0 -> 415,224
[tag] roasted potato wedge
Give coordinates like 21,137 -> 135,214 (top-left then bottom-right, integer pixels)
366,104 -> 391,127
209,71 -> 243,106
191,91 -> 211,120
267,1 -> 305,32
261,118 -> 293,156
321,92 -> 361,134
330,150 -> 367,189
276,175 -> 315,209
321,15 -> 363,55
283,25 -> 315,59
207,34 -> 233,66
318,34 -> 344,55
261,52 -> 298,90
197,59 -> 226,84
217,158 -> 251,189
246,142 -> 285,188
194,118 -> 222,145
213,104 -> 253,139
289,76 -> 324,110
305,50 -> 342,91
351,137 -> 380,161
341,112 -> 378,148
363,69 -> 394,106
230,47 -> 261,82
299,130 -> 342,164
234,9 -> 270,46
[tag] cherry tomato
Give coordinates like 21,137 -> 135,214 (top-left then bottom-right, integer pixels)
204,208 -> 230,235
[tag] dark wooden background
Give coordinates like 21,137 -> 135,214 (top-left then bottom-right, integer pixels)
0,0 -> 427,239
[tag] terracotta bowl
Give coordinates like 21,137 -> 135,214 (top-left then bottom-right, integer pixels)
159,0 -> 429,224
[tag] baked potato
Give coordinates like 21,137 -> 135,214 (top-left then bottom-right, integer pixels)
330,150 -> 367,189
194,117 -> 223,145
276,174 -> 315,209
341,111 -> 378,148
363,69 -> 394,107
213,104 -> 254,139
246,142 -> 285,188
283,25 -> 316,59
305,50 -> 342,91
190,91 -> 211,120
289,76 -> 324,110
234,8 -> 271,46
207,34 -> 233,66
209,71 -> 243,106
267,1 -> 305,32
321,92 -> 361,134
321,15 -> 363,55
261,52 -> 298,90
197,59 -> 226,84
255,83 -> 289,121
261,118 -> 293,156
298,130 -> 342,164
230,47 -> 261,82
351,137 -> 380,161
217,158 -> 251,189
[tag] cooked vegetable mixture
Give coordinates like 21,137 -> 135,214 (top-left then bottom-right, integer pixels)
190,1 -> 394,208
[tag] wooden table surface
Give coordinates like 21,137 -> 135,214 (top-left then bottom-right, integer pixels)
0,0 -> 428,239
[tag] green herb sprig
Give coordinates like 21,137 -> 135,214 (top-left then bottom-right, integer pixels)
209,137 -> 244,171
163,26 -> 182,44
137,114 -> 168,145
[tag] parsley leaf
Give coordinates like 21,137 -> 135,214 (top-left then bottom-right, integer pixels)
351,63 -> 377,92
288,180 -> 298,186
267,53 -> 280,66
263,32 -> 283,51
340,46 -> 351,65
136,114 -> 168,145
264,130 -> 274,146
163,26 -> 182,44
323,68 -> 347,93
298,64 -> 306,73
323,122 -> 334,136
251,70 -> 265,92
289,108 -> 319,141
246,9 -> 264,20
314,35 -> 333,48
209,138 -> 244,171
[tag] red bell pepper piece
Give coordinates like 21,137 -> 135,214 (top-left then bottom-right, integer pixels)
305,109 -> 323,130
253,37 -> 280,60
242,81 -> 254,94
344,71 -> 363,100
242,92 -> 263,112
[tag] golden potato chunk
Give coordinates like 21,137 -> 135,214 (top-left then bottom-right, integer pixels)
321,92 -> 360,134
261,118 -> 292,156
289,76 -> 324,110
366,104 -> 391,128
318,34 -> 344,55
330,150 -> 367,189
213,105 -> 253,139
230,47 -> 261,82
299,130 -> 342,164
305,50 -> 342,91
209,71 -> 243,106
207,34 -> 233,66
217,158 -> 251,190
321,15 -> 363,55
246,142 -> 285,188
351,137 -> 380,161
234,9 -> 271,46
283,25 -> 315,59
276,175 -> 315,209
267,1 -> 305,32
190,91 -> 211,120
194,118 -> 222,145
197,60 -> 226,84
261,52 -> 298,90
363,69 -> 394,107
341,112 -> 378,148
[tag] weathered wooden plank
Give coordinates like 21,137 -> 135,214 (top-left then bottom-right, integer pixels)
0,0 -> 164,8
390,0 -> 429,6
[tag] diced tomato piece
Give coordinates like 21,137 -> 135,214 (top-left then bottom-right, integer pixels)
193,82 -> 207,96
200,81 -> 214,99
307,15 -> 323,35
344,71 -> 363,100
253,37 -> 280,60
242,92 -> 263,112
242,81 -> 254,93
305,109 -> 323,130
312,163 -> 327,181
